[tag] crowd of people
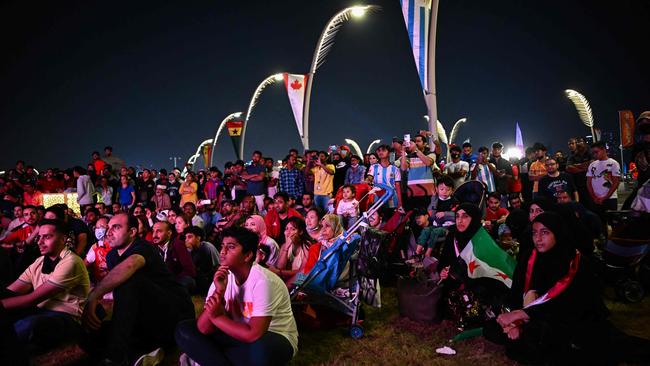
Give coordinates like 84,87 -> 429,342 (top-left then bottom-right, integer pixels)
0,113 -> 649,365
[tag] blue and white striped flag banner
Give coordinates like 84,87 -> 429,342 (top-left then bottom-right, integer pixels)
399,0 -> 432,93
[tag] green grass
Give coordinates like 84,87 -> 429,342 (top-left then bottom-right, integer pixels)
35,285 -> 650,365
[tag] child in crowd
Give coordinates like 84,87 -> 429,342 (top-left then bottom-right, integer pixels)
483,192 -> 509,236
336,184 -> 359,229
427,175 -> 458,227
413,208 -> 448,258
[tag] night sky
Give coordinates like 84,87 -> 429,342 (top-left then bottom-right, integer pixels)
1,0 -> 648,171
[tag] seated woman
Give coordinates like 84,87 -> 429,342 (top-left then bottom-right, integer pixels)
486,212 -> 650,364
438,203 -> 510,327
244,215 -> 280,267
302,214 -> 345,275
267,217 -> 315,288
305,208 -> 323,241
175,227 -> 298,366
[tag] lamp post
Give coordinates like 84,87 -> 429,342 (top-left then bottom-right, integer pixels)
344,138 -> 364,158
447,117 -> 468,161
239,74 -> 284,159
169,156 -> 182,169
182,139 -> 213,177
211,112 -> 243,166
366,139 -> 381,154
302,5 -> 379,150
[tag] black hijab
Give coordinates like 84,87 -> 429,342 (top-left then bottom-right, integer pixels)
528,212 -> 574,294
454,203 -> 483,248
505,208 -> 528,242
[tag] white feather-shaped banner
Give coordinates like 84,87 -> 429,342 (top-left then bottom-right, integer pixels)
344,138 -> 363,158
436,120 -> 448,145
449,118 -> 468,146
565,89 -> 594,128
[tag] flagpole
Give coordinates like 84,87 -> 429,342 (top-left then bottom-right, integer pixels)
302,5 -> 379,151
425,0 -> 440,144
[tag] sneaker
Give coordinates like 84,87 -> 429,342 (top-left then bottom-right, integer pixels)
133,347 -> 165,366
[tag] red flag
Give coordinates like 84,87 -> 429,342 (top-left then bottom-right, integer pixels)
619,110 -> 635,148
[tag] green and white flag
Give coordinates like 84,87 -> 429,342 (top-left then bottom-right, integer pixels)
458,227 -> 516,287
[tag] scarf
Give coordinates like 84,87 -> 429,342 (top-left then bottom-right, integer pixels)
248,215 -> 268,243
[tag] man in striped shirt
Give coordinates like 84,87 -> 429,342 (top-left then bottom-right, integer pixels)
278,155 -> 305,198
367,145 -> 403,209
471,146 -> 496,193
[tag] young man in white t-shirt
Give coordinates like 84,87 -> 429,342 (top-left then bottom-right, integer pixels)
587,141 -> 621,231
175,226 -> 297,366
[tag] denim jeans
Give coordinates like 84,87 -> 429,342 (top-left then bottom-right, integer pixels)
314,194 -> 331,212
175,319 -> 294,366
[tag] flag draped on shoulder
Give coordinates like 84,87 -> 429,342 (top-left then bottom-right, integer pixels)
399,0 -> 432,92
458,227 -> 517,287
283,73 -> 308,137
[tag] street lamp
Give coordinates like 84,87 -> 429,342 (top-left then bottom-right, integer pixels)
211,112 -> 243,166
366,139 -> 381,154
239,73 -> 284,159
182,139 -> 213,176
565,89 -> 596,141
302,5 -> 380,150
344,138 -> 364,158
169,156 -> 182,169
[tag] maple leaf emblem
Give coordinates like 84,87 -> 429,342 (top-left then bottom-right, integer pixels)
290,79 -> 302,90
468,260 -> 480,275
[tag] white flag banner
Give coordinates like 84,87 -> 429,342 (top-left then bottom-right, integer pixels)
283,73 -> 308,137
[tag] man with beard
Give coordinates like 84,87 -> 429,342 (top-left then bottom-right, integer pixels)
539,158 -> 579,202
264,192 -> 303,245
241,151 -> 267,213
151,221 -> 196,291
81,213 -> 194,365
0,219 -> 89,364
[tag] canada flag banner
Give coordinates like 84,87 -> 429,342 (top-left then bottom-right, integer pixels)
283,73 -> 308,137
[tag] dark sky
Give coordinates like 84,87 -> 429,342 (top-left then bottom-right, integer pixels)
1,0 -> 648,171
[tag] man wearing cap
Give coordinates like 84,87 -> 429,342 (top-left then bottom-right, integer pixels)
151,184 -> 171,212
489,142 -> 514,206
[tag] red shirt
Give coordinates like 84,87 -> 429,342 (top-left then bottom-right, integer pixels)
39,178 -> 64,193
485,207 -> 509,221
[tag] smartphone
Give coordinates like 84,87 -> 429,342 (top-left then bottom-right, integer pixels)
200,199 -> 212,205
403,134 -> 410,143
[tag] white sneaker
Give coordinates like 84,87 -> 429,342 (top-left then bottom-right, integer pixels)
133,347 -> 165,366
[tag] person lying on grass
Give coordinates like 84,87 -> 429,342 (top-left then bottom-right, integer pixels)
175,226 -> 298,366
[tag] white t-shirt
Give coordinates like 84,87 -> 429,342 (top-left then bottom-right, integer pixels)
443,160 -> 470,188
587,158 -> 621,199
206,263 -> 298,355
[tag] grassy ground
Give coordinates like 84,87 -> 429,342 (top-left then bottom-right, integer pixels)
34,285 -> 650,366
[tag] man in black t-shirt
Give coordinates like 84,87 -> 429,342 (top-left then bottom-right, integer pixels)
81,213 -> 194,365
489,142 -> 514,206
136,169 -> 156,203
539,158 -> 579,202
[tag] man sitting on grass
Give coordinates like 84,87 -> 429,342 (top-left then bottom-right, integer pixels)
0,219 -> 89,364
175,226 -> 298,366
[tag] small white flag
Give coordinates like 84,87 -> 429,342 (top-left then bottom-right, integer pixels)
283,73 -> 308,137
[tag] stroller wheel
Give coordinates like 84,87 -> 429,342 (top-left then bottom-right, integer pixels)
350,324 -> 364,339
620,280 -> 645,303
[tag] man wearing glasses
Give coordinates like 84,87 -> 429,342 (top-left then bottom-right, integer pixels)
538,158 -> 579,202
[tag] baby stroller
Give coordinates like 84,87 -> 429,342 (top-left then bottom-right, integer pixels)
291,183 -> 395,339
602,190 -> 650,302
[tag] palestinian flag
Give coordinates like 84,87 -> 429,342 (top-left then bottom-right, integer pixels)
458,227 -> 516,287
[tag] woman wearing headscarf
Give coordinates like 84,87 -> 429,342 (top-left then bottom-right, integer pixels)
244,215 -> 280,267
438,203 -> 483,279
488,212 -> 650,364
302,214 -> 345,274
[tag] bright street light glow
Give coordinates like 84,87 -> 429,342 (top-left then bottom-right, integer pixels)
350,6 -> 368,18
503,147 -> 523,161
273,73 -> 283,81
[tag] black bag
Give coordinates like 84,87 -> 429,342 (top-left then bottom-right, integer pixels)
396,277 -> 442,324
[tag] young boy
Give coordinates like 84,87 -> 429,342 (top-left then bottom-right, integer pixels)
175,226 -> 297,366
337,184 -> 359,229
413,208 -> 448,258
484,192 -> 509,235
427,175 -> 458,227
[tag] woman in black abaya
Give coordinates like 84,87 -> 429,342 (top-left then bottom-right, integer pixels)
485,212 -> 650,365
